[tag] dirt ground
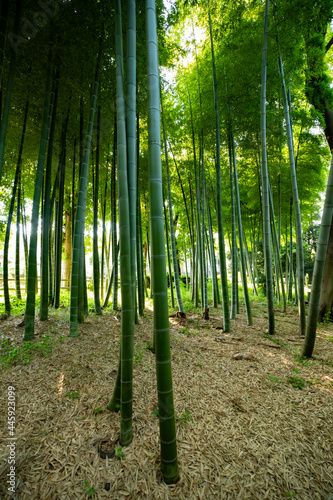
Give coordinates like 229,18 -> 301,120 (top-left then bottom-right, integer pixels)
0,300 -> 333,499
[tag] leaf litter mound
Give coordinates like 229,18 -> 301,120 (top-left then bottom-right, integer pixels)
0,302 -> 333,499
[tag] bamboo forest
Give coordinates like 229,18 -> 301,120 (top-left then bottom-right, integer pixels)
1,0 -> 333,497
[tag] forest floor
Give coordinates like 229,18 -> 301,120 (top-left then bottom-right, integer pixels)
0,297 -> 333,499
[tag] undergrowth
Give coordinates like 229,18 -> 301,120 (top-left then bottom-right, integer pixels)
0,334 -> 65,369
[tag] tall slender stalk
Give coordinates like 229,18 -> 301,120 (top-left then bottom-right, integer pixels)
146,0 -> 178,483
200,137 -> 208,318
115,0 -> 134,446
208,6 -> 230,331
40,73 -> 58,320
69,45 -> 101,337
260,0 -> 274,334
3,98 -> 28,313
163,187 -> 175,309
93,106 -> 102,314
112,117 -> 118,310
15,174 -> 22,300
302,155 -> 333,357
278,55 -> 305,334
228,131 -> 237,319
161,96 -> 185,315
24,58 -> 53,340
127,0 -> 137,321
0,0 -> 9,93
230,128 -> 253,325
136,113 -> 145,316
54,112 -> 69,309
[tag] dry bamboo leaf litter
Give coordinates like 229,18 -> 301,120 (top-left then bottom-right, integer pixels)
0,303 -> 332,499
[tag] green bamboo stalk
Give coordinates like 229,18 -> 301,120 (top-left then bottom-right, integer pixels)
136,113 -> 145,316
268,184 -> 286,312
260,0 -> 274,334
15,173 -> 22,300
101,175 -> 108,302
40,73 -> 58,320
24,58 -> 53,340
168,142 -> 193,248
54,113 -> 69,309
230,128 -> 253,325
112,117 -> 118,311
69,45 -> 101,337
114,0 -> 134,446
206,192 -> 219,307
243,230 -> 257,296
77,96 -> 85,323
3,100 -> 28,314
127,0 -> 137,322
146,0 -> 178,483
21,199 -> 28,293
93,106 -> 102,314
161,97 -> 185,315
302,155 -> 333,357
228,131 -> 238,319
103,243 -> 119,308
288,200 -> 293,301
184,242 -> 189,290
71,138 -> 76,245
200,138 -> 209,318
163,187 -> 175,309
0,0 -> 9,92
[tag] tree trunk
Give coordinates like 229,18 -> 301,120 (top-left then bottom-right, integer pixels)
260,0 -> 274,334
69,45 -> 101,337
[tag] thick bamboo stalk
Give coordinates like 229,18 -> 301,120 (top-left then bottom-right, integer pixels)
208,7 -> 230,331
146,0 -> 179,483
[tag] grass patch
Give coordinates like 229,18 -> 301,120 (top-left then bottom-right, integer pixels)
0,334 -> 65,369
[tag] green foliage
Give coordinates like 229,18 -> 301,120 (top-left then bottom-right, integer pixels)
83,479 -> 96,498
145,341 -> 152,351
179,327 -> 196,336
268,376 -> 280,384
0,334 -> 64,369
287,376 -> 306,389
176,411 -> 194,426
114,446 -> 125,459
0,296 -> 32,316
134,344 -> 150,368
284,492 -> 296,499
134,344 -> 143,363
93,407 -> 103,415
66,392 -> 80,399
294,349 -> 312,366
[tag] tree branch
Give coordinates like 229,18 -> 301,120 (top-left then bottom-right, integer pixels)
325,36 -> 333,53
